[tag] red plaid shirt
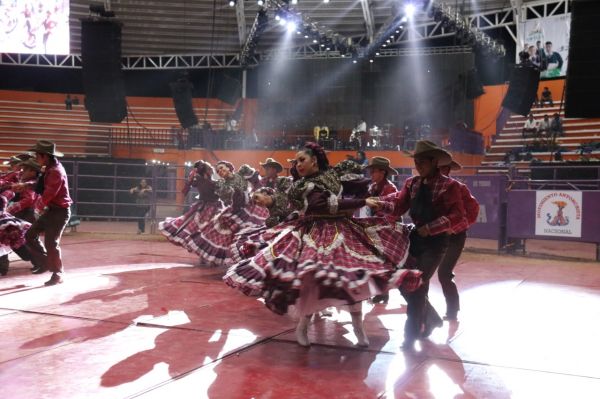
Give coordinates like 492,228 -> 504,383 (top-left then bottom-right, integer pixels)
35,160 -> 72,211
369,179 -> 397,221
6,179 -> 38,215
379,172 -> 468,236
455,180 -> 479,233
0,170 -> 21,190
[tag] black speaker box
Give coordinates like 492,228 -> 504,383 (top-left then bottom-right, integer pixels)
81,18 -> 127,123
502,65 -> 540,116
170,78 -> 198,129
565,0 -> 600,118
217,75 -> 241,106
466,68 -> 485,99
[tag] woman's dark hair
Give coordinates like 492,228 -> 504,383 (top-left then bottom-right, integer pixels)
195,160 -> 214,176
289,162 -> 300,180
255,187 -> 275,196
301,142 -> 329,171
216,160 -> 234,172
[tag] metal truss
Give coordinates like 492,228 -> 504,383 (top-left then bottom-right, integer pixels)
360,0 -> 376,43
261,45 -> 472,61
0,52 -> 258,69
380,0 -> 570,47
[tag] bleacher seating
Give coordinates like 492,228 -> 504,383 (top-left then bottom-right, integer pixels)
0,92 -> 234,164
479,104 -> 600,174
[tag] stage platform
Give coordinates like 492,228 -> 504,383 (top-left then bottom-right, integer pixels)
1,231 -> 599,398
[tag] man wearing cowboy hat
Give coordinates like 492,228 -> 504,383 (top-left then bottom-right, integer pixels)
437,159 -> 479,321
0,153 -> 33,191
365,156 -> 397,208
24,140 -> 72,286
259,158 -> 283,189
0,158 -> 45,276
366,140 -> 468,350
364,156 -> 399,304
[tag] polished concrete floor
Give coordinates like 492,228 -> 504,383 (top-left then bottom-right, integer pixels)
1,231 -> 599,398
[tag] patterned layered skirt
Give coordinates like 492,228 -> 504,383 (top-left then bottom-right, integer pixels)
224,215 -> 418,316
187,202 -> 268,267
158,201 -> 223,250
0,212 -> 31,250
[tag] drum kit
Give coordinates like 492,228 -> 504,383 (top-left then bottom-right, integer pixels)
350,123 -> 395,149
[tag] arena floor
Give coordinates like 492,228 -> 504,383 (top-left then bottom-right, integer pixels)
1,224 -> 599,398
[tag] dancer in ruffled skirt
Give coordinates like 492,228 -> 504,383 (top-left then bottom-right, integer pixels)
187,161 -> 268,267
224,143 -> 420,347
159,160 -> 224,251
0,192 -> 32,276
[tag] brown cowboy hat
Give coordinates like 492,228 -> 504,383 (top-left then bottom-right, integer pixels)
410,140 -> 452,165
19,158 -> 42,172
259,158 -> 283,172
28,140 -> 64,157
3,153 -> 33,166
364,156 -> 397,175
449,160 -> 462,171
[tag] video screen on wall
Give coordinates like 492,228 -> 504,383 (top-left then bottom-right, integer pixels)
518,13 -> 571,79
0,0 -> 70,55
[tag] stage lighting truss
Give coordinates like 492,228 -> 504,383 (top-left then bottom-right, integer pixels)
268,0 -> 360,59
428,1 -> 506,59
240,3 -> 271,67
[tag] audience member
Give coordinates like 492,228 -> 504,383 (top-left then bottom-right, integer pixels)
522,113 -> 538,138
64,94 -> 72,110
130,179 -> 153,234
540,87 -> 554,107
550,113 -> 564,139
538,114 -> 550,137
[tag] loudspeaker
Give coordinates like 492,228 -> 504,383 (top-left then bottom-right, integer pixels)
466,68 -> 485,99
170,78 -> 198,129
217,75 -> 241,106
501,65 -> 540,116
565,0 -> 600,118
81,19 -> 127,123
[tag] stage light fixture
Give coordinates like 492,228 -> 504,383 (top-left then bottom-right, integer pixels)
323,0 -> 330,3
287,21 -> 297,32
257,0 -> 264,5
404,3 -> 416,19
229,0 -> 235,6
291,0 -> 298,3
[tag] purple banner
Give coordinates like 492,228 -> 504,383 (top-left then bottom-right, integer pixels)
459,175 -> 508,240
507,190 -> 600,244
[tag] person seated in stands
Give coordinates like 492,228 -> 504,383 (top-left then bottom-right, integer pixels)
522,113 -> 538,138
550,113 -> 564,138
540,87 -> 554,107
538,114 -> 550,137
64,94 -> 72,110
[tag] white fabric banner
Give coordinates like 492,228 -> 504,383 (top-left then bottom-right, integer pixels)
535,191 -> 582,238
518,14 -> 571,79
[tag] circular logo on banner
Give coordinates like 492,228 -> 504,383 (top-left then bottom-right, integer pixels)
535,191 -> 582,238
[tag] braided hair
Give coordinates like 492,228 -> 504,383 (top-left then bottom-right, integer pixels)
302,142 -> 329,171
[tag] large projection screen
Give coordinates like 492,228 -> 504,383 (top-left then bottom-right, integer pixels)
0,0 -> 70,55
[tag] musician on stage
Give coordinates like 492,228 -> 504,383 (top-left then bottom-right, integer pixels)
351,118 -> 367,150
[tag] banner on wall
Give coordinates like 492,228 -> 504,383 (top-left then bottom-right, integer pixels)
535,191 -> 582,238
518,14 -> 571,79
